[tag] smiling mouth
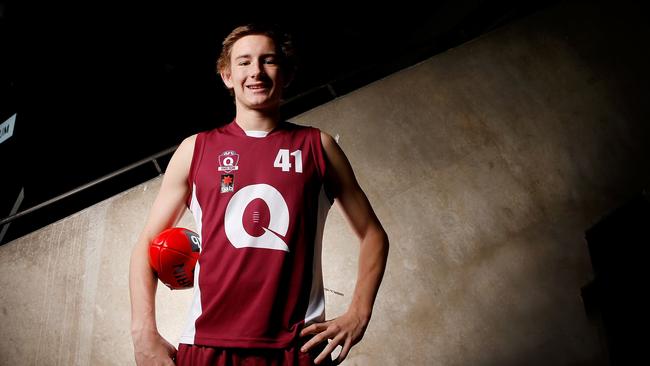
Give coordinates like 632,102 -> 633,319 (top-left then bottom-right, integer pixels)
246,84 -> 269,90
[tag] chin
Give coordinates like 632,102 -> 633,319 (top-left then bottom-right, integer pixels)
241,96 -> 281,110
252,103 -> 280,112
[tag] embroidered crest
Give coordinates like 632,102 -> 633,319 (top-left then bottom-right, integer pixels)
218,150 -> 240,173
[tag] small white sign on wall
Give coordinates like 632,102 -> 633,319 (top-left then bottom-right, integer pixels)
0,113 -> 16,144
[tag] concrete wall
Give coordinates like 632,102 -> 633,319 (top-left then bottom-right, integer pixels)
2,1 -> 649,364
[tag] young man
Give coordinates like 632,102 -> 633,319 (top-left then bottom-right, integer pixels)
129,24 -> 389,366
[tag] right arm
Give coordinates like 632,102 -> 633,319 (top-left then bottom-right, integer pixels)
129,134 -> 197,365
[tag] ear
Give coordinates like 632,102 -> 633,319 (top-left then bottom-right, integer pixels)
220,70 -> 233,89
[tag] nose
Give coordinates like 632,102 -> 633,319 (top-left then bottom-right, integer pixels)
250,60 -> 266,79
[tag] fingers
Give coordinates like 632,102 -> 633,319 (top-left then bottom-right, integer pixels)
300,316 -> 359,364
301,330 -> 327,353
315,333 -> 344,365
300,320 -> 329,337
301,321 -> 340,352
333,337 -> 352,365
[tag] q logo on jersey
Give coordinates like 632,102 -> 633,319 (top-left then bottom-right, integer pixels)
218,150 -> 239,173
224,184 -> 290,252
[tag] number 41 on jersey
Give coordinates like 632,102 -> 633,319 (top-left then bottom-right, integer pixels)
274,149 -> 302,173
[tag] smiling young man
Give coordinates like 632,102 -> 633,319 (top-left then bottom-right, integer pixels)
129,24 -> 389,366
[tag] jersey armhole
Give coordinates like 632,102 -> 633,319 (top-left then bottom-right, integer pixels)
186,132 -> 206,209
309,127 -> 335,204
309,127 -> 326,180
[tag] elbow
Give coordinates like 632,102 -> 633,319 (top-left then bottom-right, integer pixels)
380,228 -> 389,253
369,225 -> 389,253
373,227 -> 390,269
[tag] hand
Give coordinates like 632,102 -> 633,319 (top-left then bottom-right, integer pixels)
132,329 -> 178,366
299,311 -> 369,365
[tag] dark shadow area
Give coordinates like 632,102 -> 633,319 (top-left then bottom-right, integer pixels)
582,190 -> 650,366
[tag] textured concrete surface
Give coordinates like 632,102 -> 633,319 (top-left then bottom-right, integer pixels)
294,2 -> 649,365
2,0 -> 650,365
0,181 -> 195,365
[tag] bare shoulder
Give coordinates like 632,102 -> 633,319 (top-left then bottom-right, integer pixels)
319,130 -> 338,157
166,133 -> 198,176
177,133 -> 198,157
319,130 -> 360,196
183,133 -> 198,148
320,130 -> 335,146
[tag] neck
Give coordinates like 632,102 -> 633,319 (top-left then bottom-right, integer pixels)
234,108 -> 281,132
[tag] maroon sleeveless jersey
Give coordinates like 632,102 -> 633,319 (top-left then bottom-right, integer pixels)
179,120 -> 332,348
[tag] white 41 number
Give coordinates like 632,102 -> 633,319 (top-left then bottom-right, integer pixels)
273,149 -> 303,173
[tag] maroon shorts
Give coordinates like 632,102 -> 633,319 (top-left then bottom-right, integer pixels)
176,339 -> 334,366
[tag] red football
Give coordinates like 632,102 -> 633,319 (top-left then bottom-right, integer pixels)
149,227 -> 201,290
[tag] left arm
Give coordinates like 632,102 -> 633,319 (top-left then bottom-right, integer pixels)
300,131 -> 390,365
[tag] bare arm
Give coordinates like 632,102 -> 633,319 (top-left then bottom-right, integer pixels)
301,131 -> 389,364
322,132 -> 389,321
128,134 -> 196,365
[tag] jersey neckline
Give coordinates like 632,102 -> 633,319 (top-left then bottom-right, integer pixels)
228,119 -> 286,138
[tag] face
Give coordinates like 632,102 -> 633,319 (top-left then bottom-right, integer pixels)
221,34 -> 285,112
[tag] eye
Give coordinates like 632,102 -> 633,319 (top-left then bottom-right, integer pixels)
263,57 -> 277,65
238,60 -> 250,66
